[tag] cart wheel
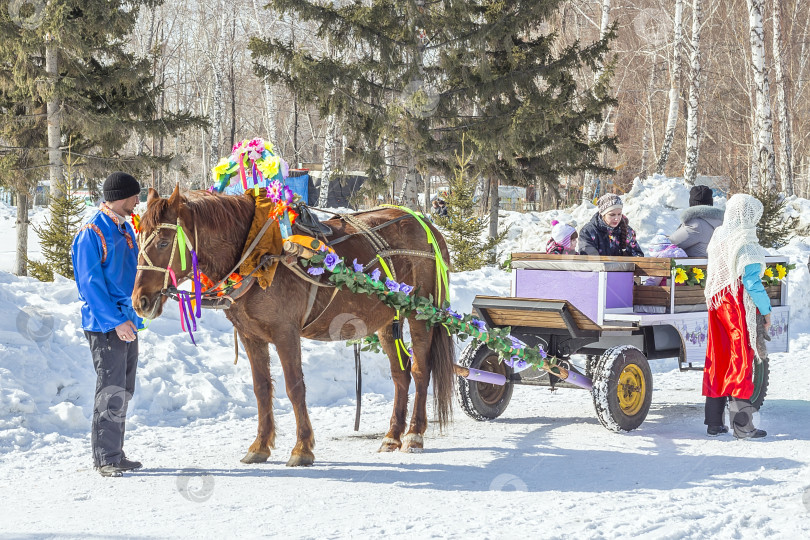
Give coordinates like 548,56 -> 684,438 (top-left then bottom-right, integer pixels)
750,356 -> 770,410
456,342 -> 514,421
592,346 -> 653,432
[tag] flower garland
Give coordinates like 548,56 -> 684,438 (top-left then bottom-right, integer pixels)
671,261 -> 795,287
301,247 -> 562,375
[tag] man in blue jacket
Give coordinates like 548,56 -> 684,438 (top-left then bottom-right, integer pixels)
72,172 -> 144,477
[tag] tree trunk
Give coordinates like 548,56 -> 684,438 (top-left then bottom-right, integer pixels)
683,0 -> 702,185
423,173 -> 431,214
583,0 -> 612,203
747,0 -> 777,192
209,5 -> 227,172
15,191 -> 29,276
655,0 -> 684,175
45,44 -> 63,200
487,175 -> 500,263
318,113 -> 338,207
250,0 -> 276,143
488,175 -> 499,241
772,0 -> 793,195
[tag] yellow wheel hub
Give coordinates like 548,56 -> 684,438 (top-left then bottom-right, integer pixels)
617,364 -> 646,416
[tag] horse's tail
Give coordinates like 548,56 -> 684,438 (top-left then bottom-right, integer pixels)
428,225 -> 454,430
429,321 -> 455,430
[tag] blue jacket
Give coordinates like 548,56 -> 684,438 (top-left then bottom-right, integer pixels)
71,206 -> 143,332
742,263 -> 771,315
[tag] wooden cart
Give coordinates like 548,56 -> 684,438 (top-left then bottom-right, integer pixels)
457,254 -> 790,431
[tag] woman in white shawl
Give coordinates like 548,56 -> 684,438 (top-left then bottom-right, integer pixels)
703,194 -> 772,439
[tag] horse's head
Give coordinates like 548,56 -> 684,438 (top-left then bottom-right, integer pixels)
132,185 -> 196,319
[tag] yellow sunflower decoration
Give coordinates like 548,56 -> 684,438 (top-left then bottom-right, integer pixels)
692,267 -> 705,283
674,267 -> 688,284
764,267 -> 774,279
776,264 -> 787,280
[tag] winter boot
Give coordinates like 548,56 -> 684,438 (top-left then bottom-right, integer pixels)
118,457 -> 142,471
97,463 -> 126,477
707,425 -> 729,436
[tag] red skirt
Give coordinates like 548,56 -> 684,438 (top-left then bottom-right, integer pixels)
702,286 -> 755,399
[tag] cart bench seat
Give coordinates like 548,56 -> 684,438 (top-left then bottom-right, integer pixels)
472,296 -> 637,337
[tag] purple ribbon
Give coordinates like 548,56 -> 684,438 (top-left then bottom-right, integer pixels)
191,250 -> 201,318
178,291 -> 197,346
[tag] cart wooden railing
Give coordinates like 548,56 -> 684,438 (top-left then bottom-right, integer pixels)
510,253 -> 788,314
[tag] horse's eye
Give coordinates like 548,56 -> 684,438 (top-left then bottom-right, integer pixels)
157,240 -> 170,249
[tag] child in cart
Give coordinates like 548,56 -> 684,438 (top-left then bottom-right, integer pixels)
645,230 -> 688,286
546,220 -> 578,254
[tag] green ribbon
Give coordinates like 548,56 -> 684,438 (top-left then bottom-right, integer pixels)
177,225 -> 188,271
380,204 -> 450,305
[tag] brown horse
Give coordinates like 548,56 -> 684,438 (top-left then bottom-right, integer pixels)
132,187 -> 455,466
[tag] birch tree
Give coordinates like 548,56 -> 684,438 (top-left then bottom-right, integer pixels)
209,1 -> 229,171
251,0 -> 277,144
583,0 -> 612,202
318,111 -> 338,207
683,0 -> 703,185
772,0 -> 793,195
747,0 -> 776,192
655,0 -> 684,175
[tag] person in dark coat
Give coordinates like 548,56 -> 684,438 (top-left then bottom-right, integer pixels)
577,194 -> 644,257
669,185 -> 725,257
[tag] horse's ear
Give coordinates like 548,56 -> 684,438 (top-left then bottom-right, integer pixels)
167,184 -> 182,209
147,187 -> 160,205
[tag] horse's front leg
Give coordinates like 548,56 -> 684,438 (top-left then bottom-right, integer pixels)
274,327 -> 315,466
238,333 -> 276,464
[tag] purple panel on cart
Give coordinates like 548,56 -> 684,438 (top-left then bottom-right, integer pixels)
605,272 -> 634,309
514,269 -> 600,323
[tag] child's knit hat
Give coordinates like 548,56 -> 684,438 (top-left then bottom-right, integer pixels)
551,220 -> 577,248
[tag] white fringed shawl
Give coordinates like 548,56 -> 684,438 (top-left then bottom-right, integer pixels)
704,194 -> 767,361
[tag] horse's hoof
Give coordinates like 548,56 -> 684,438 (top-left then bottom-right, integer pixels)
377,437 -> 401,452
401,433 -> 424,453
286,453 -> 315,467
240,451 -> 270,464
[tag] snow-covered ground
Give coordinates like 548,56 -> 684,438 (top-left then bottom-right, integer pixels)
1,177 -> 810,538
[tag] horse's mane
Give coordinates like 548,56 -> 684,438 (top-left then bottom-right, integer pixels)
142,191 -> 255,235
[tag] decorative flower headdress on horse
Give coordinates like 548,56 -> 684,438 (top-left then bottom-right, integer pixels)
210,137 -> 298,235
210,138 -> 289,194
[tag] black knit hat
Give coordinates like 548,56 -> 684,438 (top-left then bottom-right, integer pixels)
689,185 -> 713,207
103,172 -> 141,202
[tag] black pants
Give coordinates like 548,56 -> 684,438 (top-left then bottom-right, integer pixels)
85,330 -> 138,467
704,396 -> 728,426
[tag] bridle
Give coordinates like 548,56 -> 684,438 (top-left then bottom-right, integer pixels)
136,217 -> 198,292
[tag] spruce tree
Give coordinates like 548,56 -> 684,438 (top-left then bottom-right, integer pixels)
439,137 -> 507,271
250,0 -> 617,197
0,1 -> 204,275
754,188 -> 798,249
29,155 -> 85,281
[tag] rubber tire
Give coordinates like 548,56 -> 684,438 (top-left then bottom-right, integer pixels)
456,342 -> 514,421
592,346 -> 653,432
750,356 -> 770,410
